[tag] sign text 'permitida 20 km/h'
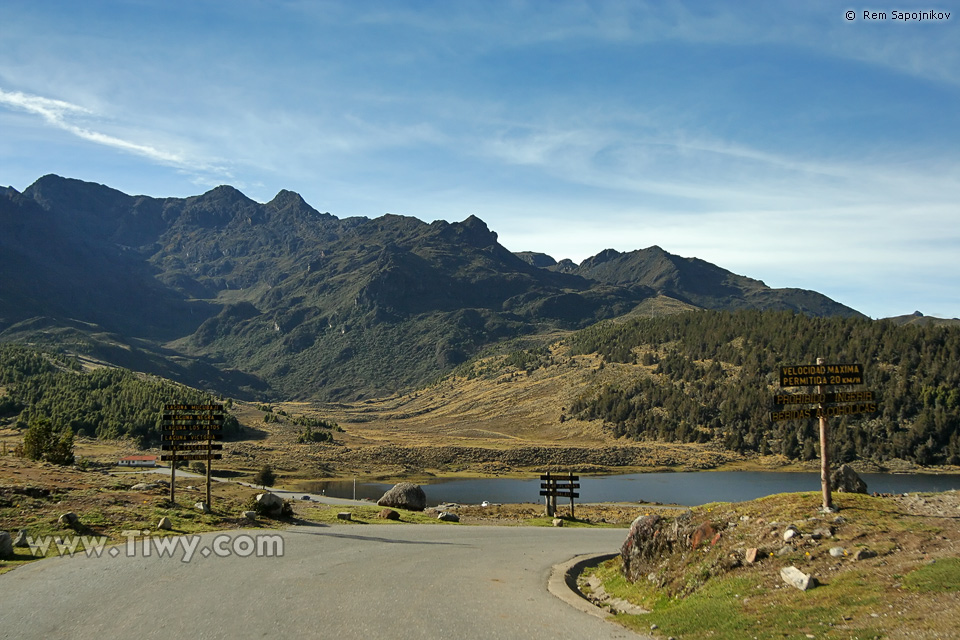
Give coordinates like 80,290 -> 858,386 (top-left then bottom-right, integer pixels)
772,361 -> 878,512
161,404 -> 224,505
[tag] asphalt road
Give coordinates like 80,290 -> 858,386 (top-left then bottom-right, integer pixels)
1,523 -> 647,640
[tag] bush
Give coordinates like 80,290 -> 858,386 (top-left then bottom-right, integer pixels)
22,418 -> 74,465
252,464 -> 276,488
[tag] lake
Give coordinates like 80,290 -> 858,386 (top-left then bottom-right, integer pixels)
304,471 -> 960,507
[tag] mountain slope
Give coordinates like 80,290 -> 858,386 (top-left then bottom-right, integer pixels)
2,175 -> 861,400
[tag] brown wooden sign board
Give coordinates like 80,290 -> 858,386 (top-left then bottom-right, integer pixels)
161,443 -> 223,451
780,363 -> 863,387
773,391 -> 875,406
161,453 -> 223,461
162,433 -> 224,442
164,404 -> 223,411
162,425 -> 223,433
771,402 -> 878,422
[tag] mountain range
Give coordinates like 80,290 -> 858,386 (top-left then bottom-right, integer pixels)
1,175 -> 862,401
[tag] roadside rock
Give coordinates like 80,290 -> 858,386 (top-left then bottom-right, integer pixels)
781,566 -> 818,591
242,511 -> 257,521
194,501 -> 211,514
336,512 -> 352,521
832,464 -> 868,494
438,512 -> 460,522
157,517 -> 173,530
256,492 -> 285,516
622,511 -> 713,583
552,518 -> 564,527
58,512 -> 79,528
377,483 -> 427,511
378,509 -> 400,520
13,530 -> 30,548
0,531 -> 13,559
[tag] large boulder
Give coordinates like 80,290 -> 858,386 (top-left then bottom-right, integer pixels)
377,483 -> 427,511
0,531 -> 13,559
256,492 -> 285,516
831,464 -> 868,494
621,512 -> 692,583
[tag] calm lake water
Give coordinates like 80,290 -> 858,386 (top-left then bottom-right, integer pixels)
306,471 -> 960,507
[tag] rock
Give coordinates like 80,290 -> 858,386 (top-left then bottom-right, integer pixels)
195,501 -> 211,514
0,531 -> 13,559
811,527 -> 834,540
242,511 -> 257,520
552,518 -> 564,527
377,482 -> 427,511
783,527 -> 799,542
336,512 -> 352,521
776,545 -> 794,557
781,566 -> 818,591
829,547 -> 847,558
256,492 -> 285,516
745,548 -> 760,564
157,517 -> 173,530
58,512 -> 79,528
831,464 -> 868,494
438,512 -> 460,523
621,511 -> 700,584
378,509 -> 400,520
691,522 -> 717,548
131,482 -> 161,491
853,548 -> 878,561
13,530 -> 30,548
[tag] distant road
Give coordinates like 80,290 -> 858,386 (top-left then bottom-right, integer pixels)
1,524 -> 645,640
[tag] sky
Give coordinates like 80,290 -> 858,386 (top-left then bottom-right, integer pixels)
1,1 -> 958,319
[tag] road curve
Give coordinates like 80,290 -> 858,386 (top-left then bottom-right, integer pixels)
1,524 -> 648,640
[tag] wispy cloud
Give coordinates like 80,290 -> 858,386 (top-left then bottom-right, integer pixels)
0,88 -> 230,178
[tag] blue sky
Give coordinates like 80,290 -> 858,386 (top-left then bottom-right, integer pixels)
2,1 -> 958,319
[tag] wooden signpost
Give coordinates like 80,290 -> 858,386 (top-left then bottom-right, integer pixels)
161,404 -> 224,505
540,472 -> 579,518
772,359 -> 877,512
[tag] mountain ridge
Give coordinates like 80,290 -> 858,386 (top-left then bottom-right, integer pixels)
2,174 -> 865,400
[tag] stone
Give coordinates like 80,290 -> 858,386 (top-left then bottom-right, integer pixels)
438,512 -> 460,523
256,492 -> 285,516
780,566 -> 818,591
552,518 -> 564,527
776,545 -> 794,557
131,482 -> 162,491
157,516 -> 173,530
783,527 -> 799,542
58,512 -> 79,528
691,522 -> 717,548
811,527 -> 834,540
829,547 -> 847,558
0,531 -> 13,559
853,548 -> 878,561
242,511 -> 257,520
377,482 -> 427,512
831,464 -> 868,494
745,548 -> 760,564
378,509 -> 400,520
195,501 -> 211,514
622,511 -> 701,584
13,530 -> 30,548
336,512 -> 352,521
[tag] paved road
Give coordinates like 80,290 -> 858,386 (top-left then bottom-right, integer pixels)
2,524 -> 646,640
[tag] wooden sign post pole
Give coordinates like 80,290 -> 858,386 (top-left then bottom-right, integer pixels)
817,357 -> 833,512
170,452 -> 176,503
